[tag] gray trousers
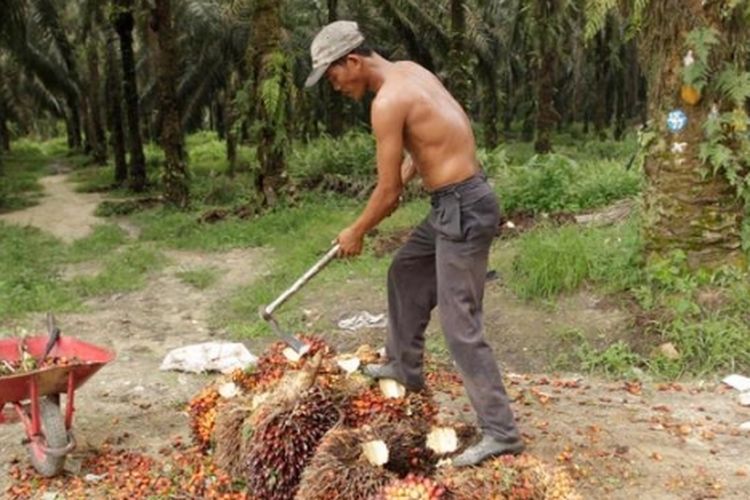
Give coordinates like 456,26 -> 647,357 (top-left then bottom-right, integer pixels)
385,174 -> 520,442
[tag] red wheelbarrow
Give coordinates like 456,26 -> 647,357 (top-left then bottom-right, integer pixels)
0,316 -> 114,477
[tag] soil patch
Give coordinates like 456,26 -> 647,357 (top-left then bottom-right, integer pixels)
0,173 -> 104,242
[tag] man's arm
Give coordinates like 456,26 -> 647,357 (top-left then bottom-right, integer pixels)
337,96 -> 406,256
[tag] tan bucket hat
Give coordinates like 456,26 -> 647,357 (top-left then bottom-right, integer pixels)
305,20 -> 365,87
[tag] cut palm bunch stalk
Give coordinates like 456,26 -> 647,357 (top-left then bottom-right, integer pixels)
296,419 -> 438,499
436,454 -> 582,500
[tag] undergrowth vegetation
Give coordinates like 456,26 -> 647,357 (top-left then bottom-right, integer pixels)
2,131 -> 748,379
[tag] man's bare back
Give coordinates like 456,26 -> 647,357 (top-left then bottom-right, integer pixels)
374,61 -> 479,191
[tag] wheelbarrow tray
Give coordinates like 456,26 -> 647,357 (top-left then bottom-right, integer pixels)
0,335 -> 114,405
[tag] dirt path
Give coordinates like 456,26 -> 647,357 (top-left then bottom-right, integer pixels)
0,172 -> 104,242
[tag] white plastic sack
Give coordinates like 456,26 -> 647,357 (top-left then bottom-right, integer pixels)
159,342 -> 257,374
337,311 -> 387,331
722,374 -> 750,392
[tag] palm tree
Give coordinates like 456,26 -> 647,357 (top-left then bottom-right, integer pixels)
586,0 -> 750,269
113,0 -> 147,192
84,39 -> 107,164
104,27 -> 128,185
153,0 -> 190,208
246,0 -> 292,206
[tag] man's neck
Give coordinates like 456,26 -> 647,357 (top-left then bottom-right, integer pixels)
364,53 -> 391,94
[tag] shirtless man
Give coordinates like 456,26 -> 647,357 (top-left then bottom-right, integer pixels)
305,20 -> 523,466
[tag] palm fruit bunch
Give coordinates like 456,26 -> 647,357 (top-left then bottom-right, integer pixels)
344,387 -> 438,428
213,396 -> 252,476
295,425 -> 398,500
188,386 -> 221,451
376,473 -> 446,500
296,418 -> 438,500
244,385 -> 341,500
436,454 -> 581,500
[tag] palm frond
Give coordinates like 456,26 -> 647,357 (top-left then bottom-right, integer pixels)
30,0 -> 78,75
16,41 -> 77,100
0,0 -> 27,47
584,0 -> 618,40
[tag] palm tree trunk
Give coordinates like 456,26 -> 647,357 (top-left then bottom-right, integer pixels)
0,104 -> 10,152
87,41 -> 107,165
81,94 -> 94,154
153,0 -> 189,208
478,58 -> 499,148
247,0 -> 290,206
534,49 -> 557,153
105,28 -> 128,186
592,28 -> 609,139
640,0 -> 745,269
448,0 -> 469,107
224,75 -> 239,176
66,102 -> 83,150
214,98 -> 225,139
114,0 -> 147,192
325,0 -> 343,136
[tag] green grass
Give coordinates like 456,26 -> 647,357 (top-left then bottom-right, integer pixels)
176,267 -> 221,290
71,245 -> 167,298
287,131 -> 376,180
0,224 -> 78,319
494,153 -> 641,215
0,139 -> 52,212
506,215 -> 643,300
65,224 -> 129,262
551,329 -> 645,378
0,221 -> 168,320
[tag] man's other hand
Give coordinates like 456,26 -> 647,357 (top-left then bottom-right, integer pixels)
336,226 -> 364,257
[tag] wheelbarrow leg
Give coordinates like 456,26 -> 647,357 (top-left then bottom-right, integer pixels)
65,369 -> 75,430
29,375 -> 41,437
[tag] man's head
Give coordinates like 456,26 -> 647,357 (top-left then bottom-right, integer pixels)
305,20 -> 372,100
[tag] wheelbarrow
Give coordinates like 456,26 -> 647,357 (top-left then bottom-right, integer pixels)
0,316 -> 114,477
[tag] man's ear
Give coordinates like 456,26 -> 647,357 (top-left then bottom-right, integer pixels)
346,54 -> 363,70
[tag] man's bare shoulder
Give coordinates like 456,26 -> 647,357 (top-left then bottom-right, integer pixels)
373,64 -> 430,107
371,80 -> 411,115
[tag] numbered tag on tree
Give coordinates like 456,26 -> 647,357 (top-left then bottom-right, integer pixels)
667,109 -> 688,133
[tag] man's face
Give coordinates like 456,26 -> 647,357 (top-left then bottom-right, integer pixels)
325,56 -> 367,101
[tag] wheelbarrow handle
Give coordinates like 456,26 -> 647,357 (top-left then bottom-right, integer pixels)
261,244 -> 340,320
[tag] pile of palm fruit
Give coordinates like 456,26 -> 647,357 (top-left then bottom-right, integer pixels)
188,336 -> 581,499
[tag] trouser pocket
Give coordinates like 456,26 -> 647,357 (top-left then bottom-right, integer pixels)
431,194 -> 463,240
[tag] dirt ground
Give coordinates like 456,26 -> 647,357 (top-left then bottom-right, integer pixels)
0,168 -> 103,242
1,173 -> 749,498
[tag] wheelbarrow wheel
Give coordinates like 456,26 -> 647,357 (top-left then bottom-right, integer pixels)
27,396 -> 68,477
